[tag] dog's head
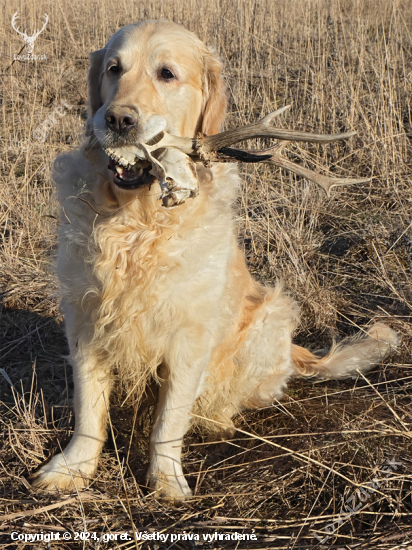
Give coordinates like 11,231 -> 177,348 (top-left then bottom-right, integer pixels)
86,20 -> 226,192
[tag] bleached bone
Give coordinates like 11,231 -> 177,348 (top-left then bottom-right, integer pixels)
143,146 -> 199,207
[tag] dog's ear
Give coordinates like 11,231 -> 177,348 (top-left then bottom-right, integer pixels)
200,52 -> 227,136
86,48 -> 106,137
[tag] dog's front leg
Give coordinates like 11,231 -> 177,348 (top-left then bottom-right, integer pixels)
32,309 -> 111,490
147,331 -> 210,501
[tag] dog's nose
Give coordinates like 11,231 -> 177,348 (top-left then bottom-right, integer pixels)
104,107 -> 138,134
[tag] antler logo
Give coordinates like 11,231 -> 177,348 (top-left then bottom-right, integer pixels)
11,11 -> 48,54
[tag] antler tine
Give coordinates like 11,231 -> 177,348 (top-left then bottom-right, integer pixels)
217,142 -> 369,196
198,108 -> 357,153
269,147 -> 369,196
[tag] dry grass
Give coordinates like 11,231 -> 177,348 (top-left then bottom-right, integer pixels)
1,0 -> 412,548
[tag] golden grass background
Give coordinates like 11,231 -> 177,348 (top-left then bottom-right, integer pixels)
1,0 -> 412,547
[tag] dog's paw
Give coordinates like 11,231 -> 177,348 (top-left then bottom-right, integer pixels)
31,452 -> 96,491
147,470 -> 192,501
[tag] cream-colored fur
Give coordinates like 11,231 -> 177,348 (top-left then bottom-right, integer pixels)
32,20 -> 398,500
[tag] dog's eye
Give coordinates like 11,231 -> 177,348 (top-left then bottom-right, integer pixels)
159,67 -> 175,81
107,62 -> 121,75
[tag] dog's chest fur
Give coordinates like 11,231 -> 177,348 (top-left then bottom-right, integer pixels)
57,153 -> 241,389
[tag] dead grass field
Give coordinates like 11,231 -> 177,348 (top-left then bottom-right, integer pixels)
1,0 -> 412,548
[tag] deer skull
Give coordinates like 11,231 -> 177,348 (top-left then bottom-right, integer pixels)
105,106 -> 368,207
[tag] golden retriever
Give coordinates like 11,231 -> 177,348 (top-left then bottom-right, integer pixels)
32,20 -> 398,500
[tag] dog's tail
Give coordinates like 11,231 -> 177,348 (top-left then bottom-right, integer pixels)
292,323 -> 399,379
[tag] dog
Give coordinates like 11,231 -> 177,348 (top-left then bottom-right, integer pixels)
32,20 -> 398,500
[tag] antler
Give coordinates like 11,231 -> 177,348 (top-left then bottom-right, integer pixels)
11,11 -> 27,38
32,14 -> 48,39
